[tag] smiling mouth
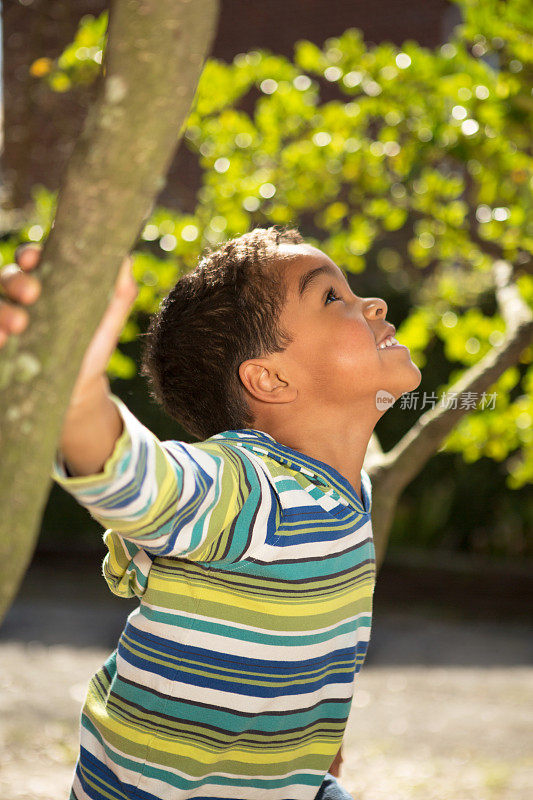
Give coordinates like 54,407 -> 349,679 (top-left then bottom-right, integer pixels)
376,335 -> 408,351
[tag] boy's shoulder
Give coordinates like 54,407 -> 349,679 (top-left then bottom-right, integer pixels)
185,430 -> 304,499
188,431 -> 290,483
181,428 -> 372,515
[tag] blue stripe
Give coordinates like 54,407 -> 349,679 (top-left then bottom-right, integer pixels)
123,625 -> 365,675
118,634 -> 366,696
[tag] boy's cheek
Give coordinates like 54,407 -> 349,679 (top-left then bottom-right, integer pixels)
334,332 -> 375,371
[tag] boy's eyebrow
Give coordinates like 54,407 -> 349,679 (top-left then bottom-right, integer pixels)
298,264 -> 348,301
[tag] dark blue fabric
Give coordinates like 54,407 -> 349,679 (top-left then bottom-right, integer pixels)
314,772 -> 354,800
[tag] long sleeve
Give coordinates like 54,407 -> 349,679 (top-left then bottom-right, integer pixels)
51,394 -> 273,564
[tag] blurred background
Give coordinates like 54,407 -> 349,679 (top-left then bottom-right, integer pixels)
0,1 -> 531,798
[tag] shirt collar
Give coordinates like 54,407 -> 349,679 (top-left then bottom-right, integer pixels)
209,428 -> 371,514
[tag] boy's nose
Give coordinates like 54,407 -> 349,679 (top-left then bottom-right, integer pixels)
363,297 -> 388,318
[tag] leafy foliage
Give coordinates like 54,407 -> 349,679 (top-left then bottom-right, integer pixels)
30,12 -> 107,91
14,0 -> 532,549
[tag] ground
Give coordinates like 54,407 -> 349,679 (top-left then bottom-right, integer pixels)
1,552 -> 531,800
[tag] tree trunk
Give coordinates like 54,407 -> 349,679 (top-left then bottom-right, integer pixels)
0,0 -> 220,624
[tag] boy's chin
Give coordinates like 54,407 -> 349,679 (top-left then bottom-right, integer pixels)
401,364 -> 422,393
385,366 -> 422,402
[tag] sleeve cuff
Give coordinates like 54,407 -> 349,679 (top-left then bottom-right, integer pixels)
51,394 -> 138,489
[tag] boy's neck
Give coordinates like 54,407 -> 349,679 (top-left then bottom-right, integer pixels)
257,408 -> 381,501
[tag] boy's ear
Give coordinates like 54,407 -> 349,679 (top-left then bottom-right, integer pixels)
238,361 -> 297,405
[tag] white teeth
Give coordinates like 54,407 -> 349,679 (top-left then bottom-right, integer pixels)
377,336 -> 399,349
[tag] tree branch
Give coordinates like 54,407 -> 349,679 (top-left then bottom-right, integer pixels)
369,265 -> 533,567
492,258 -> 532,331
363,431 -> 383,471
0,0 -> 220,624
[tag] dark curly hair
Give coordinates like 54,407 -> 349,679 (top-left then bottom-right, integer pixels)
140,224 -> 305,440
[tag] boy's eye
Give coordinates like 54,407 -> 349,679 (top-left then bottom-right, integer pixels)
324,287 -> 340,305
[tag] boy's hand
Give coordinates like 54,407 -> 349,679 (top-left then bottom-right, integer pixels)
61,249 -> 139,409
1,243 -> 138,404
0,245 -> 42,347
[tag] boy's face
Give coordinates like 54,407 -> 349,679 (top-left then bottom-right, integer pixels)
262,243 -> 422,413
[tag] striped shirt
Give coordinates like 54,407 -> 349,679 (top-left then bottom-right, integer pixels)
52,394 -> 375,800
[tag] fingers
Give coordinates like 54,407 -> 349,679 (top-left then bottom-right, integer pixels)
114,255 -> 138,303
0,263 -> 42,304
0,301 -> 29,340
0,250 -> 137,356
0,244 -> 42,348
70,255 -> 138,379
14,243 -> 42,272
92,262 -> 138,357
0,256 -> 42,347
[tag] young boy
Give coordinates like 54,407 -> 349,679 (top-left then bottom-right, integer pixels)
2,227 -> 421,800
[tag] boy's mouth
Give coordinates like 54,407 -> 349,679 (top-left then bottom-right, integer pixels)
377,334 -> 401,350
375,325 -> 396,348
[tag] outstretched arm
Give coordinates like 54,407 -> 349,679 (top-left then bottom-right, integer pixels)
52,393 -> 273,561
56,249 -> 137,477
4,245 -> 279,566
